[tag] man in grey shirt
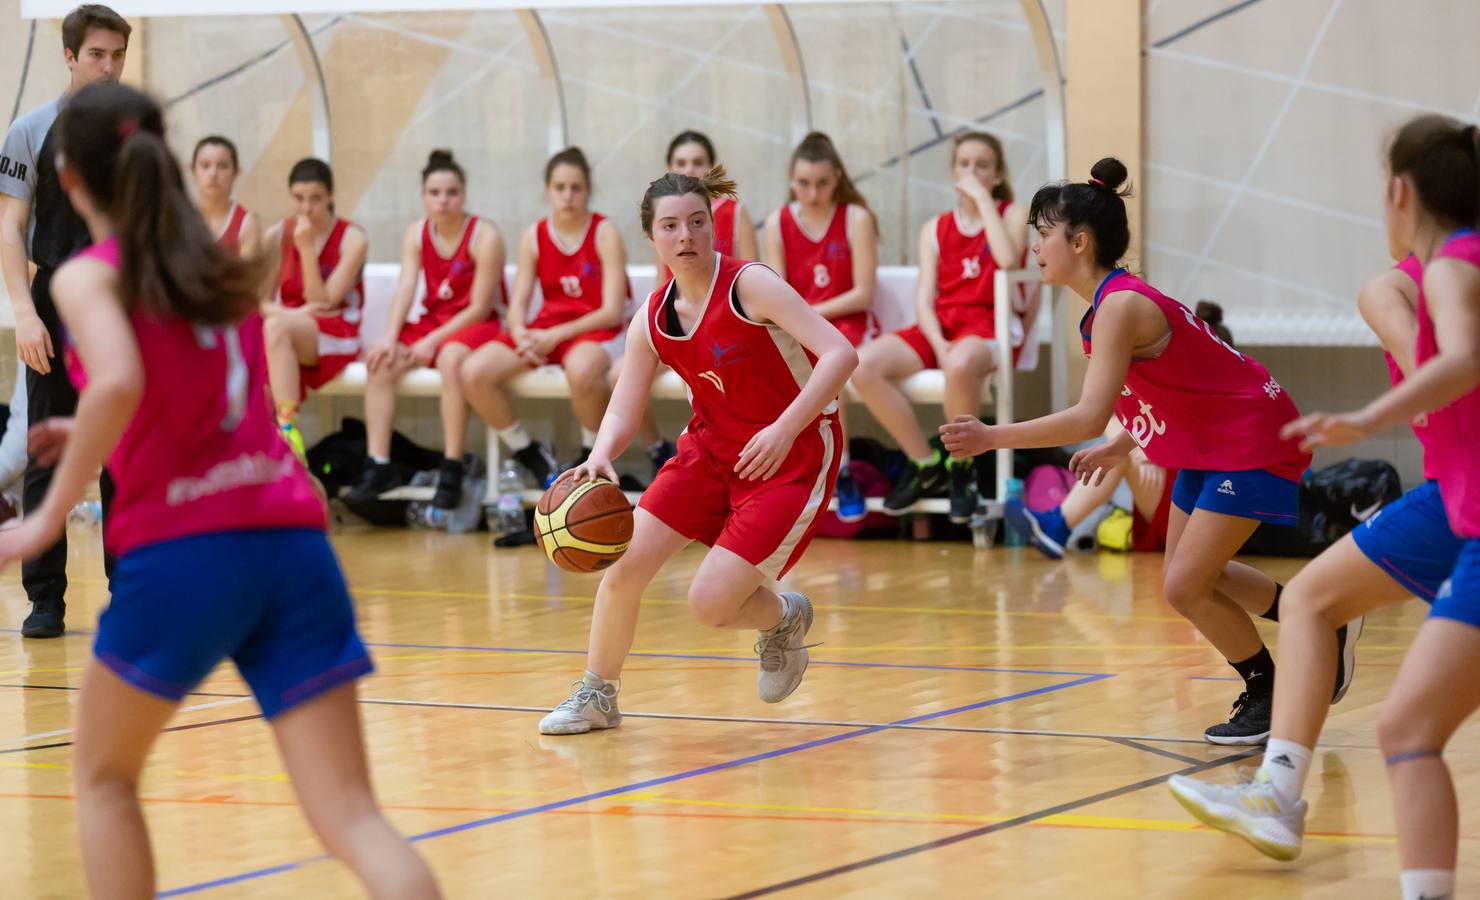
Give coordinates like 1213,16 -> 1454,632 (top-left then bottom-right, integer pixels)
0,4 -> 130,638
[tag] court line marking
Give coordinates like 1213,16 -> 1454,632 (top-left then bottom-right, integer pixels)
722,748 -> 1263,899
1099,737 -> 1204,766
0,696 -> 254,747
156,672 -> 1111,896
0,713 -> 263,758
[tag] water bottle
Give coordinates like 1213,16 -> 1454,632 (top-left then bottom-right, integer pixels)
405,503 -> 449,530
968,499 -> 997,551
1003,478 -> 1026,547
68,500 -> 103,527
495,458 -> 526,537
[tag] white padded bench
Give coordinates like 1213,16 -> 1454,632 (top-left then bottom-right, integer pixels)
314,263 -> 1060,514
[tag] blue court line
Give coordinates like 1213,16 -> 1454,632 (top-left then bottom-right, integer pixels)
157,670 -> 1112,896
365,642 -> 1104,679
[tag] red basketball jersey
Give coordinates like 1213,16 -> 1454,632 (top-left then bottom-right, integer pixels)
277,217 -> 364,321
778,202 -> 868,339
217,203 -> 248,255
1081,269 -> 1309,480
535,212 -> 628,322
934,202 -> 1021,315
644,253 -> 833,459
409,215 -> 491,330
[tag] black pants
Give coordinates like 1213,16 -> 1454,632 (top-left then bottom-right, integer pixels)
21,266 -> 115,605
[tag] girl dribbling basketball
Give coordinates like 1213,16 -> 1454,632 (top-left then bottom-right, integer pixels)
538,167 -> 857,735
0,82 -> 439,899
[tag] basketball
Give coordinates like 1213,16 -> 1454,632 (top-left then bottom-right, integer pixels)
533,473 -> 634,573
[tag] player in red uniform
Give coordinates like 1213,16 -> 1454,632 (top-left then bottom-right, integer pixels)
763,132 -> 877,521
190,135 -> 259,257
538,167 -> 857,734
459,147 -> 628,486
261,158 -> 368,462
348,149 -> 506,509
941,158 -> 1358,745
851,131 -> 1027,522
620,131 -> 761,481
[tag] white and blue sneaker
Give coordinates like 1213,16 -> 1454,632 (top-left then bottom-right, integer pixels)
1004,498 -> 1068,560
1168,768 -> 1307,861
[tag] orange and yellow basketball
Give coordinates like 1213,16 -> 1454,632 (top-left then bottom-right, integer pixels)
533,473 -> 634,573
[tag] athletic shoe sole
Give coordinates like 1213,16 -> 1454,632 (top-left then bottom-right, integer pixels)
1332,615 -> 1364,704
1203,728 -> 1270,746
1166,778 -> 1302,861
1003,501 -> 1065,560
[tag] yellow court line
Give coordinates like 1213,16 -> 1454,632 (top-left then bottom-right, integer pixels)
0,757 -> 288,783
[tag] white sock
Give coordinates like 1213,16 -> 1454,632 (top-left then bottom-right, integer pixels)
580,426 -> 599,447
369,454 -> 390,465
497,422 -> 532,452
1261,738 -> 1313,802
583,670 -> 619,692
1400,869 -> 1454,900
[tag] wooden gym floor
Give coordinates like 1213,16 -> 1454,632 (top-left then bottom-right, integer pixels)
0,524 -> 1473,898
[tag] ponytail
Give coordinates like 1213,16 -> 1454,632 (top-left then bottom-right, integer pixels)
59,82 -> 262,325
639,163 -> 738,237
787,131 -> 877,233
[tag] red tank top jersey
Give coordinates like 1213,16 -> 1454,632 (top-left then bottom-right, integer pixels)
778,203 -> 868,338
277,217 -> 364,321
659,196 -> 740,284
218,203 -> 248,254
535,213 -> 628,322
408,215 -> 494,329
644,254 -> 831,459
934,202 -> 1022,314
1391,255 -> 1436,480
1416,229 -> 1480,536
1080,269 -> 1310,480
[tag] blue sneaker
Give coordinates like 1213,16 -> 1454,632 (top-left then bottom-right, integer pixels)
1004,498 -> 1067,559
834,467 -> 867,523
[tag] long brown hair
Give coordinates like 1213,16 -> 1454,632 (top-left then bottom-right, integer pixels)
640,164 -> 739,237
786,131 -> 876,230
1388,115 -> 1480,230
955,131 -> 1013,203
58,82 -> 261,324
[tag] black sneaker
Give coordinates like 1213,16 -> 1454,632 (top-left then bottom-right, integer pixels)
648,440 -> 677,478
513,442 -> 559,488
1332,616 -> 1364,703
431,457 -> 467,510
22,598 -> 65,639
948,461 -> 978,524
345,460 -> 404,504
883,459 -> 948,514
1204,691 -> 1273,745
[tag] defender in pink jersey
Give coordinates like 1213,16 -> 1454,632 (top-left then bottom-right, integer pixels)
459,147 -> 629,489
0,84 -> 439,899
537,167 -> 856,736
349,149 -> 507,510
940,158 -> 1357,748
618,131 -> 761,481
763,132 -> 879,522
850,131 -> 1029,522
1223,117 -> 1480,899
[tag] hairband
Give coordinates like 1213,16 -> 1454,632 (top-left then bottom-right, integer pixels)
1088,177 -> 1105,187
118,118 -> 140,141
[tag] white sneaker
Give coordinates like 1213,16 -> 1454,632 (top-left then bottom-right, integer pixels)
1332,615 -> 1364,704
1167,769 -> 1307,861
755,592 -> 813,703
538,674 -> 621,735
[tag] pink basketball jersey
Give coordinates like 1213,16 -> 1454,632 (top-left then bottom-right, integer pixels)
1081,270 -> 1310,480
72,238 -> 327,556
643,254 -> 831,459
1390,255 -> 1437,480
1416,229 -> 1480,537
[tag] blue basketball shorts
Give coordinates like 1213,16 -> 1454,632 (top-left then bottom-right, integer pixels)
1351,481 -> 1463,602
93,528 -> 372,718
1171,467 -> 1301,526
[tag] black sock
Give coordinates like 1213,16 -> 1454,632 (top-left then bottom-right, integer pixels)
1260,582 -> 1283,622
440,456 -> 465,477
1231,645 -> 1275,697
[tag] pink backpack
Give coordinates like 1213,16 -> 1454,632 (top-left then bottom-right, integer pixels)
1024,464 -> 1075,512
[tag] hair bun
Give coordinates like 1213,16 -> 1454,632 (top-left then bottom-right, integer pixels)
1089,157 -> 1129,193
427,148 -> 455,165
1194,300 -> 1224,325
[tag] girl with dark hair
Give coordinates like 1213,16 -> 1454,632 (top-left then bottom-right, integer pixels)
1172,116 -> 1480,900
261,157 -> 369,462
191,134 -> 260,256
348,149 -> 507,509
538,167 -> 856,735
940,158 -> 1359,746
851,131 -> 1027,522
763,131 -> 878,522
0,81 -> 439,900
460,147 -> 630,487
